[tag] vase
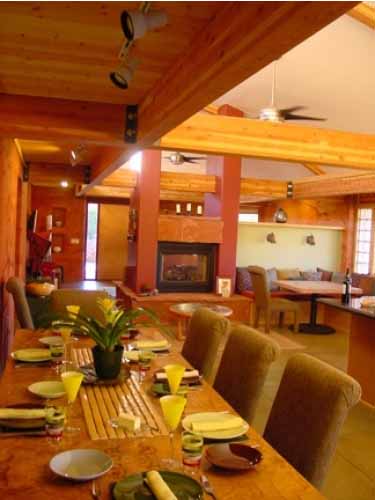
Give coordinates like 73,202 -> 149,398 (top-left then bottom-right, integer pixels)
92,344 -> 124,379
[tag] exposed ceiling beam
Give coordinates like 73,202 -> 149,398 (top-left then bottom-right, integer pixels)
240,178 -> 287,199
158,113 -> 375,170
81,185 -> 205,203
82,1 -> 357,193
348,3 -> 375,29
303,163 -> 325,175
29,162 -> 85,187
294,171 -> 375,198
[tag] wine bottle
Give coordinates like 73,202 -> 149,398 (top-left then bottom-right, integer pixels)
341,268 -> 352,305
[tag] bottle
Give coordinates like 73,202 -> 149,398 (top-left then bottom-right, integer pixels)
341,268 -> 352,305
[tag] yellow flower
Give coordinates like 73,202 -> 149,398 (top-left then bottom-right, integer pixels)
66,305 -> 80,316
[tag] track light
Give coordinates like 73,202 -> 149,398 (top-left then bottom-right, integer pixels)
70,144 -> 87,166
110,60 -> 136,90
120,10 -> 168,41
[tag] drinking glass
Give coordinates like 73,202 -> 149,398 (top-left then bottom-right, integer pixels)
59,327 -> 73,369
61,370 -> 84,432
181,430 -> 203,475
164,364 -> 185,394
49,343 -> 64,372
45,406 -> 66,442
160,395 -> 187,469
138,350 -> 154,381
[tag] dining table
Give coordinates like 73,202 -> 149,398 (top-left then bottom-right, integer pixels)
274,280 -> 362,335
0,327 -> 324,499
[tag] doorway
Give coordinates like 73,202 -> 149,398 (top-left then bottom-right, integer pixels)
85,203 -> 99,280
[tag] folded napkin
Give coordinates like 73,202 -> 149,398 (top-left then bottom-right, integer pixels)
0,408 -> 47,420
145,471 -> 177,500
134,340 -> 169,350
191,415 -> 244,433
155,369 -> 199,381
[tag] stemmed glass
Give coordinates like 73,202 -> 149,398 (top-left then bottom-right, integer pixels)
164,364 -> 185,394
59,327 -> 73,371
61,370 -> 84,432
160,395 -> 187,469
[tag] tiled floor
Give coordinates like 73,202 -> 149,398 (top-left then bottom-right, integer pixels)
250,327 -> 375,500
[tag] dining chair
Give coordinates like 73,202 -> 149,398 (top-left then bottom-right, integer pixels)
248,265 -> 300,333
263,353 -> 361,489
181,307 -> 229,384
214,324 -> 280,423
6,277 -> 35,329
50,289 -> 110,322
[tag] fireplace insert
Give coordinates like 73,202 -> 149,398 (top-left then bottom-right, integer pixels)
157,242 -> 216,292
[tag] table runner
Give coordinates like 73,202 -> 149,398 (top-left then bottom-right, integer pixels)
73,348 -> 168,440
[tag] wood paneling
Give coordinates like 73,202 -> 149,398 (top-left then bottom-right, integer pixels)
303,163 -> 325,175
31,186 -> 86,282
30,162 -> 85,187
0,139 -> 25,371
158,215 -> 223,244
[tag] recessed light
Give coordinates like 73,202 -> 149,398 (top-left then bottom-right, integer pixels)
60,180 -> 68,188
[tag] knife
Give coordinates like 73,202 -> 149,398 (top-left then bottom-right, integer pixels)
200,474 -> 217,500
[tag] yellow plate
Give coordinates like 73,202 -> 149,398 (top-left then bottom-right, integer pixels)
11,348 -> 52,362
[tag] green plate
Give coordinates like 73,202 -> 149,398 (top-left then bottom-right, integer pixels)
112,471 -> 203,499
28,381 -> 66,399
151,383 -> 188,397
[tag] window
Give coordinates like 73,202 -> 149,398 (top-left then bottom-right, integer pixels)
85,203 -> 99,279
354,208 -> 373,274
238,212 -> 259,223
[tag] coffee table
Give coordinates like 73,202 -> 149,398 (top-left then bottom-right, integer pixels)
169,302 -> 233,340
274,280 -> 362,335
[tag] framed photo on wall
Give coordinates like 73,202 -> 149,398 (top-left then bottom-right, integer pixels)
216,277 -> 232,298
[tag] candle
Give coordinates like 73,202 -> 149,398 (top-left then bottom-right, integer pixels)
46,214 -> 53,231
186,203 -> 192,214
197,205 -> 203,216
176,203 -> 181,215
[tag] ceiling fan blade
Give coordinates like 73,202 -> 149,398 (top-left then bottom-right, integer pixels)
185,158 -> 200,163
279,106 -> 306,114
283,113 -> 326,122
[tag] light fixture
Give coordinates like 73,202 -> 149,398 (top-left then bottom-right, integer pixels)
69,144 -> 87,166
274,207 -> 288,223
306,234 -> 316,246
266,232 -> 277,244
120,9 -> 168,41
60,180 -> 68,188
110,59 -> 137,90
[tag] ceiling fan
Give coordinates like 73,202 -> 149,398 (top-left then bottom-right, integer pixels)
250,61 -> 327,123
165,151 -> 206,165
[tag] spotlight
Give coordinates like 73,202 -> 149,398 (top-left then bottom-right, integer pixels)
121,10 -> 168,41
110,60 -> 136,89
60,180 -> 68,188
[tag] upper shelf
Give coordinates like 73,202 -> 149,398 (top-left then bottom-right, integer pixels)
239,222 -> 345,231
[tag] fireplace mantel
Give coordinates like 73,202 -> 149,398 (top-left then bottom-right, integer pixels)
158,214 -> 223,244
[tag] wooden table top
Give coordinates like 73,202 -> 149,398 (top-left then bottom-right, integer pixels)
274,280 -> 362,296
0,329 -> 323,499
169,303 -> 233,318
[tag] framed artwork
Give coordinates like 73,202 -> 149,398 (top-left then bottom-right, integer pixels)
216,277 -> 232,298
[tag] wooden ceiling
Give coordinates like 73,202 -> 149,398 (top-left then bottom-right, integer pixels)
0,2 -> 218,104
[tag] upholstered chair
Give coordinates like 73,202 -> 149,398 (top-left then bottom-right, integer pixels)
264,353 -> 361,489
214,324 -> 280,423
6,277 -> 34,329
49,289 -> 109,322
248,265 -> 300,333
182,307 -> 229,384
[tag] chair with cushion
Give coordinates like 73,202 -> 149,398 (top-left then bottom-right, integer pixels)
6,277 -> 34,329
264,353 -> 361,489
248,266 -> 300,333
49,289 -> 110,323
182,307 -> 229,384
214,324 -> 280,423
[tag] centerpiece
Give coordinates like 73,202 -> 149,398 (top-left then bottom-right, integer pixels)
48,297 -> 164,380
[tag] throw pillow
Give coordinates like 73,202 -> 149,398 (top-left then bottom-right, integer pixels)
302,271 -> 323,281
277,268 -> 301,280
351,272 -> 364,288
236,267 -> 252,292
267,267 -> 279,291
331,272 -> 345,283
317,267 -> 333,281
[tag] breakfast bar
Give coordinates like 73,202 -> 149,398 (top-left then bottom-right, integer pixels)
319,298 -> 375,406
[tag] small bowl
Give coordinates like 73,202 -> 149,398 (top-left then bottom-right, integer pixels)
49,449 -> 113,481
205,443 -> 262,470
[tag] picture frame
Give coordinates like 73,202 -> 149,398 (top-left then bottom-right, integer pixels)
216,277 -> 232,298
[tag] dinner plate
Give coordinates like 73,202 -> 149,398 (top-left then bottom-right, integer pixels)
39,336 -> 64,347
112,470 -> 203,499
151,383 -> 188,397
205,443 -> 262,470
28,381 -> 66,399
182,412 -> 249,440
11,348 -> 52,362
49,449 -> 113,481
131,342 -> 171,352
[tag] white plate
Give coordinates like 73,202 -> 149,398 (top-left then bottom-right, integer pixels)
131,343 -> 171,352
28,381 -> 66,399
49,449 -> 113,481
39,336 -> 64,347
11,348 -> 52,362
182,412 -> 249,440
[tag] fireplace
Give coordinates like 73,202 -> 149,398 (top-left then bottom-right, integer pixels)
157,242 -> 216,292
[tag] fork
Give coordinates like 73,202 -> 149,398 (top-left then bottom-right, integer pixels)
200,474 -> 217,500
91,479 -> 101,499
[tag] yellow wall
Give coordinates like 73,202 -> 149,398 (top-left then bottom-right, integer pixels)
236,223 -> 342,271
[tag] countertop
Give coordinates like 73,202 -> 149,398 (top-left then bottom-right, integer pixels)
318,297 -> 375,319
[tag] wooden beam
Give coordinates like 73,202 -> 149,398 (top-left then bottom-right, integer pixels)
81,185 -> 204,203
294,172 -> 375,199
29,162 -> 85,187
241,178 -> 287,199
303,163 -> 325,175
348,3 -> 375,29
158,113 -> 375,170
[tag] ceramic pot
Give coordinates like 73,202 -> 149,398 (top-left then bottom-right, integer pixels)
92,344 -> 124,380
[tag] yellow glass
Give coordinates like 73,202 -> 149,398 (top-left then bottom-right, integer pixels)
164,364 -> 185,394
160,395 -> 187,431
59,327 -> 72,344
61,371 -> 84,403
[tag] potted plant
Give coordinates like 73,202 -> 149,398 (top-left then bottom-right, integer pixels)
50,297 -> 164,380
